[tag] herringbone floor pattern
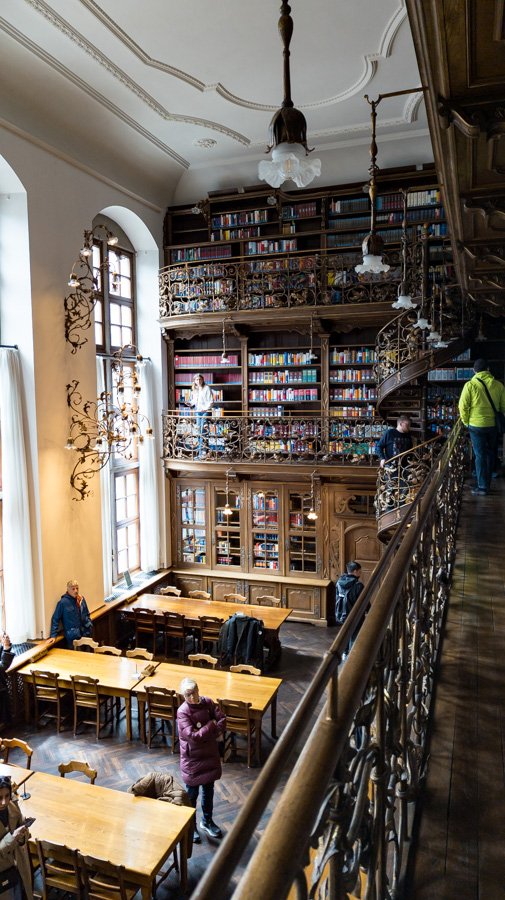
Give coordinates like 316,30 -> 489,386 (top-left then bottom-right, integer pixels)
3,621 -> 336,899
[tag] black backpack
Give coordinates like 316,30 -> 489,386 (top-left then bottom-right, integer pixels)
335,584 -> 355,625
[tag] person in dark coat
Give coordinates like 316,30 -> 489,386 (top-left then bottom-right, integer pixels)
177,677 -> 226,844
377,414 -> 414,508
49,580 -> 92,648
335,562 -> 365,661
0,635 -> 15,725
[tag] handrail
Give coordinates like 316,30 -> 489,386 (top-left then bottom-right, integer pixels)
193,420 -> 464,900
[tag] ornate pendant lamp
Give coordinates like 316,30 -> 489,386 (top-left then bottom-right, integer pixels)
392,190 -> 418,310
355,96 -> 390,276
223,469 -> 233,516
306,470 -> 318,521
258,2 -> 321,189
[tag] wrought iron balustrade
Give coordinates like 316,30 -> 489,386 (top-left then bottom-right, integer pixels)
162,411 -> 388,465
191,421 -> 465,900
159,252 -> 402,318
375,434 -> 446,519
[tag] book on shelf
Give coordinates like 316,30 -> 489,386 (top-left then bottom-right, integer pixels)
174,354 -> 239,367
330,348 -> 376,364
330,368 -> 375,382
211,226 -> 260,241
330,197 -> 369,214
249,369 -> 317,384
212,210 -> 268,227
330,387 -> 377,400
376,189 -> 441,210
330,406 -> 376,418
171,245 -> 232,263
249,351 -> 318,366
249,388 -> 318,402
245,239 -> 297,255
329,207 -> 444,229
282,201 -> 317,219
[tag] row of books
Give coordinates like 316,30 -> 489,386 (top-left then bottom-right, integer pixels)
171,282 -> 234,296
251,423 -> 319,437
248,352 -> 318,366
329,440 -> 380,454
330,405 -> 376,418
281,201 -> 318,219
428,368 -> 472,381
330,197 -> 369,214
252,493 -> 278,510
212,210 -> 268,227
249,388 -> 318,402
328,224 -> 447,248
176,388 -> 224,402
377,189 -> 441,209
330,368 -> 375,382
427,404 -> 457,419
329,207 -> 444,230
171,245 -> 232,262
330,387 -> 377,400
244,239 -> 297,256
249,369 -> 318,384
174,355 -> 240,368
211,227 -> 260,241
330,348 -> 376,363
174,371 -> 241,384
178,407 -> 225,417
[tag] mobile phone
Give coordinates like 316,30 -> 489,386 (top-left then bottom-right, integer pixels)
23,817 -> 36,828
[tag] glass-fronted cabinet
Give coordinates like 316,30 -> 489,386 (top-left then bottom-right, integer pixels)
250,488 -> 280,571
213,486 -> 242,567
180,486 -> 207,565
287,490 -> 317,573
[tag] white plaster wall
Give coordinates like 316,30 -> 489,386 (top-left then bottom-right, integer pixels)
0,124 -> 166,636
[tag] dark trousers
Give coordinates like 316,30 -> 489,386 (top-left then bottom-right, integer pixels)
185,781 -> 214,821
469,425 -> 497,491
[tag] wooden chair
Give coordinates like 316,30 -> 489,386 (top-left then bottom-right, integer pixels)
58,760 -> 97,785
223,593 -> 248,604
78,852 -> 140,900
217,698 -> 256,767
189,589 -> 211,600
144,686 -> 179,751
36,840 -> 83,900
162,611 -> 187,661
230,664 -> 262,676
126,648 -> 154,661
133,607 -> 158,656
94,645 -> 122,656
30,669 -> 70,732
197,616 -> 224,656
73,637 -> 99,652
0,738 -> 33,769
255,595 -> 281,607
188,653 -> 218,669
70,675 -> 110,739
160,585 -> 182,597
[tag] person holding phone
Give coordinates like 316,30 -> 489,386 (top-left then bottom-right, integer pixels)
48,580 -> 92,649
0,776 -> 33,900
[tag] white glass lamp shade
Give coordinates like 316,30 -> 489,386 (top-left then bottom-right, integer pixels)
259,142 -> 321,189
426,329 -> 441,342
413,315 -> 430,330
433,339 -> 449,349
392,291 -> 417,311
355,254 -> 390,275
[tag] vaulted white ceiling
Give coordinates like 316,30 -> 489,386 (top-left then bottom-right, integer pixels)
0,0 -> 433,207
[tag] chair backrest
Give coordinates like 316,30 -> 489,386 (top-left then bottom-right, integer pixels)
145,686 -> 179,717
126,648 -> 154,661
58,759 -> 97,784
162,611 -> 185,632
78,853 -> 131,900
199,615 -> 224,641
189,590 -> 211,600
160,585 -> 182,597
70,674 -> 100,706
94,645 -> 122,656
255,594 -> 281,607
216,698 -> 252,731
188,653 -> 218,669
30,669 -> 59,696
37,839 -> 83,900
133,608 -> 156,628
73,637 -> 99,651
0,738 -> 34,769
223,593 -> 248,604
230,664 -> 262,676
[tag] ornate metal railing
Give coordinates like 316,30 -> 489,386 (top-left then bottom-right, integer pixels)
162,412 -> 389,465
159,252 -> 402,318
191,421 -> 465,900
375,435 -> 446,518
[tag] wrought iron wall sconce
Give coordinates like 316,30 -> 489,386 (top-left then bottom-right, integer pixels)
64,224 -> 118,353
65,344 -> 153,501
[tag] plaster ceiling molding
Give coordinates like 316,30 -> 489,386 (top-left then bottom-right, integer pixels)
193,139 -> 217,149
21,0 -> 251,146
68,0 -> 406,114
403,90 -> 424,123
0,16 -> 189,168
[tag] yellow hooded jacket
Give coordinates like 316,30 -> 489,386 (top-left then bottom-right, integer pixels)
458,370 -> 505,428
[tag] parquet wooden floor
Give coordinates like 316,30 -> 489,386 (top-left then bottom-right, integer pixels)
3,620 -> 336,899
405,477 -> 505,900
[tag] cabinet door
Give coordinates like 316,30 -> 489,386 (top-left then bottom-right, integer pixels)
211,578 -> 243,602
249,485 -> 282,575
176,574 -> 208,596
212,484 -> 243,569
285,586 -> 316,618
285,488 -> 318,575
249,582 -> 282,606
178,484 -> 208,566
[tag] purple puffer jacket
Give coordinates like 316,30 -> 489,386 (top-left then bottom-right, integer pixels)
177,697 -> 226,786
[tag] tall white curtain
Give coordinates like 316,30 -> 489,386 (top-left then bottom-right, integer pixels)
96,358 -> 113,596
138,359 -> 164,572
0,348 -> 36,642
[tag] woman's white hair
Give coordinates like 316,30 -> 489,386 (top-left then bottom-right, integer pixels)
180,677 -> 198,696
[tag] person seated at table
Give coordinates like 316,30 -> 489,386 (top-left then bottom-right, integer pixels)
177,677 -> 226,844
48,580 -> 92,648
0,775 -> 33,900
0,635 -> 15,725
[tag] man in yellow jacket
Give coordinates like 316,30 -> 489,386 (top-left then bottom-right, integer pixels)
458,358 -> 505,495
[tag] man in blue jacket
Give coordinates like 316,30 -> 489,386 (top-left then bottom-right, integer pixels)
49,580 -> 93,648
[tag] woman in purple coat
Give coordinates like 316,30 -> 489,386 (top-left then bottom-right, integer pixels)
177,677 -> 226,843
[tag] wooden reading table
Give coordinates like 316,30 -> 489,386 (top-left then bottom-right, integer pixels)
123,594 -> 292,666
0,763 -> 33,791
18,649 -> 149,740
21,771 -> 194,897
133,662 -> 282,765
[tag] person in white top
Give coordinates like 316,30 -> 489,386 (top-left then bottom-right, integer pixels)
190,374 -> 214,456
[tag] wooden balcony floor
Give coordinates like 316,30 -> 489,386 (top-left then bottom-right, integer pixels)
406,476 -> 505,899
